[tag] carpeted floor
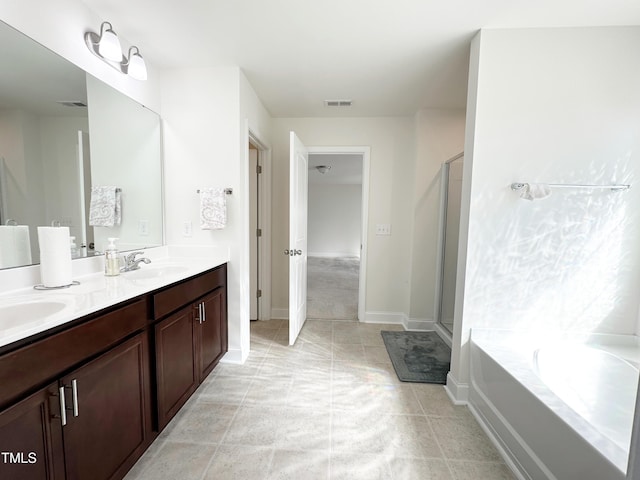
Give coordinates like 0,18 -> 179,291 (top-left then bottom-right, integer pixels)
381,331 -> 451,384
307,256 -> 359,320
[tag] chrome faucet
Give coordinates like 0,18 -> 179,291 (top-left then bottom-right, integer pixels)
121,251 -> 151,272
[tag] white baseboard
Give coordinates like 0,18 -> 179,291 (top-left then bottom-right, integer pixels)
445,372 -> 469,405
405,317 -> 435,331
362,311 -> 406,325
433,323 -> 452,348
219,348 -> 246,365
270,308 -> 288,320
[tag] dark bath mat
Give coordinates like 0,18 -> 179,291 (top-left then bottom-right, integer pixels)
381,331 -> 451,384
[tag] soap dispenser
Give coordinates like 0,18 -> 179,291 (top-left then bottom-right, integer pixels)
105,237 -> 120,276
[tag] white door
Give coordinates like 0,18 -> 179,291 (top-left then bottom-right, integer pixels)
288,131 -> 308,345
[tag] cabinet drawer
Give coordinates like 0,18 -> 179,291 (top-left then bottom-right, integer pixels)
0,299 -> 147,409
153,265 -> 226,320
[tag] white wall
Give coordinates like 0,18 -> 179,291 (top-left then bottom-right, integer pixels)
162,67 -> 272,362
409,108 -> 465,325
0,0 -> 161,112
450,26 -> 640,391
308,183 -> 362,257
270,117 -> 415,323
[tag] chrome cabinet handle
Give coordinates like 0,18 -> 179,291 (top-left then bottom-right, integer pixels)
202,302 -> 206,323
71,379 -> 79,417
59,386 -> 67,426
197,303 -> 203,324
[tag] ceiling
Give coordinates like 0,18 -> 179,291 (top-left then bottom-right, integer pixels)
309,154 -> 363,185
80,0 -> 640,117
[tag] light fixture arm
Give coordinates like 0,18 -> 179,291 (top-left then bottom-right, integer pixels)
84,22 -> 147,81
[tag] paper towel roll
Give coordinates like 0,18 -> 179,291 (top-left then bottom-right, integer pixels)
0,225 -> 32,268
37,226 -> 73,287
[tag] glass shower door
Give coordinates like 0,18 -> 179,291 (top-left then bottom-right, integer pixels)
436,153 -> 464,335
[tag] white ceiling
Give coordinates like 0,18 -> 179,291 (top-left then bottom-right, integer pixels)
81,0 -> 640,117
309,154 -> 363,185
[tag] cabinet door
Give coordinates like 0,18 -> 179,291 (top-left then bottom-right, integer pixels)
0,383 -> 64,480
61,333 -> 151,480
197,288 -> 227,382
155,305 -> 198,429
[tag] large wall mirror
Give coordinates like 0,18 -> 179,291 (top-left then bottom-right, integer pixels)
0,20 -> 163,269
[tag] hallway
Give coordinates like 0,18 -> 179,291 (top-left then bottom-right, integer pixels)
307,256 -> 360,321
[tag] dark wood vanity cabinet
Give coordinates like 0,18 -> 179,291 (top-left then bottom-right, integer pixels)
0,383 -> 65,480
153,264 -> 228,429
0,263 -> 227,480
61,333 -> 150,480
0,301 -> 151,480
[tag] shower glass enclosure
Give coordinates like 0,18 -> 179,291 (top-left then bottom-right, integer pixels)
435,153 -> 464,335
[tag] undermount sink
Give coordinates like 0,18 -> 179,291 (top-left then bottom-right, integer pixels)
0,300 -> 70,330
124,264 -> 189,280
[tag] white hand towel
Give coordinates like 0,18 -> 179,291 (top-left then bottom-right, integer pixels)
200,187 -> 227,230
89,186 -> 122,227
37,226 -> 72,287
0,225 -> 32,268
520,183 -> 552,201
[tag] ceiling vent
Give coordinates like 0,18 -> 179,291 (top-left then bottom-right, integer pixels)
325,99 -> 352,107
57,101 -> 87,107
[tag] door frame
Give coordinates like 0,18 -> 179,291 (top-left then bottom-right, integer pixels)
307,146 -> 370,322
247,128 -> 272,322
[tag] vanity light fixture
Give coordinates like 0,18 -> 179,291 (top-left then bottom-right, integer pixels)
85,22 -> 147,81
316,165 -> 331,174
122,47 -> 147,81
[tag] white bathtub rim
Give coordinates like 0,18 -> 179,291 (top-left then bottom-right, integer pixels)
470,328 -> 633,474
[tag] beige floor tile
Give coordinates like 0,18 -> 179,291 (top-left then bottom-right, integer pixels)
363,345 -> 393,364
123,436 -> 167,479
275,408 -> 331,451
243,376 -> 292,406
447,460 -> 516,479
331,380 -> 374,411
412,384 -> 468,417
223,405 -> 283,446
330,452 -> 391,480
365,362 -> 403,384
388,457 -> 453,480
287,377 -> 331,409
430,416 -> 503,462
215,355 -> 263,377
134,441 -> 216,480
383,414 -> 444,459
331,409 -> 391,454
267,449 -> 330,480
204,445 -> 273,479
365,383 -> 424,414
332,343 -> 366,362
162,401 -> 238,444
198,375 -> 252,404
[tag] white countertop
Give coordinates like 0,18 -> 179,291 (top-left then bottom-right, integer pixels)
0,245 -> 230,350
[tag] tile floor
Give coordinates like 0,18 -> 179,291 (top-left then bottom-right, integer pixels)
124,319 -> 516,480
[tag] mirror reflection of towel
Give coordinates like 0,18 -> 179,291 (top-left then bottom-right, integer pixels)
89,186 -> 121,227
200,187 -> 226,230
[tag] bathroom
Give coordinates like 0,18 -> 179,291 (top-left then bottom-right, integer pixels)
1,1 -> 640,479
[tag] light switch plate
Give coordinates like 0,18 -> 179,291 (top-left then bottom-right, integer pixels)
376,224 -> 391,235
138,220 -> 149,236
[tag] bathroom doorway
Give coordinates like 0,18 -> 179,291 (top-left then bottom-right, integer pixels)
435,152 -> 464,336
248,133 -> 271,322
306,148 -> 369,321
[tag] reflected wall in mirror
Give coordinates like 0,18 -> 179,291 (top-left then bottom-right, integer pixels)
0,20 -> 163,269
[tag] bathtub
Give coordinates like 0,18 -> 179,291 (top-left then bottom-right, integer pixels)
469,328 -> 640,480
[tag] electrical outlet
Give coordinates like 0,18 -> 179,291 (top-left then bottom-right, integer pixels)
138,220 -> 149,236
183,221 -> 193,237
375,224 -> 391,235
